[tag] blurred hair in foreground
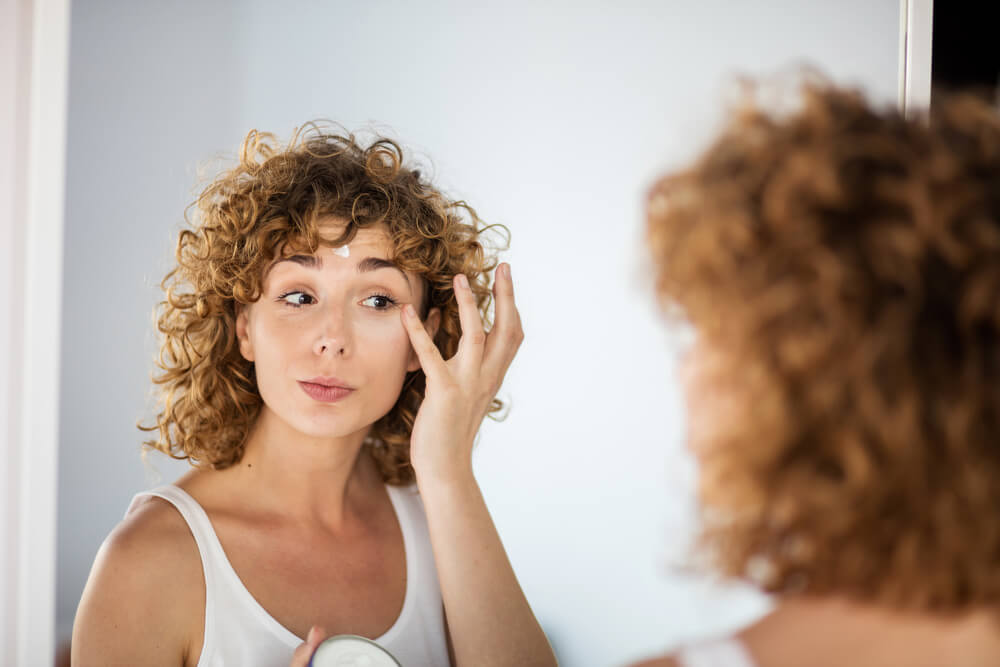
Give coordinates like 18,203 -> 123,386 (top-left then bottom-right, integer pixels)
648,78 -> 1000,613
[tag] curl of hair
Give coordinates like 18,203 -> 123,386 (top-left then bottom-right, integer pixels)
141,123 -> 508,484
647,82 -> 1000,612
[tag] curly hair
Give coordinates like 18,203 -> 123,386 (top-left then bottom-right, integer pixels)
141,123 -> 506,484
647,82 -> 1000,612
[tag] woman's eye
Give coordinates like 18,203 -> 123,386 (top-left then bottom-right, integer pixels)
279,291 -> 315,307
361,294 -> 396,310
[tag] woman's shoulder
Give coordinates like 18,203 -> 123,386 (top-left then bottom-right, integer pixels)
114,491 -> 203,562
628,633 -> 761,667
629,658 -> 680,667
72,491 -> 205,665
93,493 -> 204,607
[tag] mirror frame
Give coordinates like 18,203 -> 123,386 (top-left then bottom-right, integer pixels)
3,0 -> 70,664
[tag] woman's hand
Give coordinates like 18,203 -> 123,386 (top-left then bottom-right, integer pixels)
401,263 -> 523,486
400,264 -> 554,666
289,626 -> 327,667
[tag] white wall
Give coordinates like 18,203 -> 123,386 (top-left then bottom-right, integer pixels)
58,2 -> 901,665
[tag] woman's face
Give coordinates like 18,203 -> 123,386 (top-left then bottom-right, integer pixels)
235,224 -> 440,440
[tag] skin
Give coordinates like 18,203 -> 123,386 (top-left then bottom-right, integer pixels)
632,598 -> 1000,667
73,224 -> 556,667
629,342 -> 1000,667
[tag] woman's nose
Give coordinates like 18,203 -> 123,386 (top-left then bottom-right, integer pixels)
312,305 -> 352,357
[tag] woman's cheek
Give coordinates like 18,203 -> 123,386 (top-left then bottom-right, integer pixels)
355,317 -> 416,378
365,316 -> 413,354
260,318 -> 306,354
360,310 -> 405,334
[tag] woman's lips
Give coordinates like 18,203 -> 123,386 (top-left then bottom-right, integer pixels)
298,381 -> 354,403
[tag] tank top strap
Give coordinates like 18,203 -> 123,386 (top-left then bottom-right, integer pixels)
675,637 -> 757,667
125,484 -> 223,663
125,484 -> 223,564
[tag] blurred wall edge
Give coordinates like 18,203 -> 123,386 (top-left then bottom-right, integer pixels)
1,0 -> 71,664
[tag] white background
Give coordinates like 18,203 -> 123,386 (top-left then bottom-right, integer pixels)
56,2 -> 900,665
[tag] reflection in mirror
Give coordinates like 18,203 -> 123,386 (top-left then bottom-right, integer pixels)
71,121 -> 554,666
58,3 -> 900,665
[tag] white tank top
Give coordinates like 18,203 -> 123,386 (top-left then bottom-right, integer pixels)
125,484 -> 450,667
675,638 -> 757,667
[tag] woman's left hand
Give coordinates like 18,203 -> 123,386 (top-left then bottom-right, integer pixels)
400,265 -> 555,666
400,263 -> 523,486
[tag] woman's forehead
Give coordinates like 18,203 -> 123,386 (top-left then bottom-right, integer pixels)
280,223 -> 394,260
319,219 -> 391,245
263,224 -> 423,295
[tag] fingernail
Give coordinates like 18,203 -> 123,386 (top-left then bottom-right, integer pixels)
457,273 -> 469,289
502,263 -> 511,279
404,304 -> 416,318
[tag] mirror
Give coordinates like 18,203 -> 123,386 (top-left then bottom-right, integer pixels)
56,2 -> 902,664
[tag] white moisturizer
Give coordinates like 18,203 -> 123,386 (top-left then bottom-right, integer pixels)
308,634 -> 401,667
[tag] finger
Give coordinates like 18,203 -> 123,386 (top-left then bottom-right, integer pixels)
289,642 -> 311,667
401,304 -> 450,380
453,273 -> 486,374
289,625 -> 327,667
307,625 -> 327,649
484,263 -> 524,380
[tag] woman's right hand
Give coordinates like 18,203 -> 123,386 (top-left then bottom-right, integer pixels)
289,626 -> 328,667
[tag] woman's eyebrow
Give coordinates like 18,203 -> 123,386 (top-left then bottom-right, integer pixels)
357,257 -> 413,293
276,254 -> 320,269
272,255 -> 413,293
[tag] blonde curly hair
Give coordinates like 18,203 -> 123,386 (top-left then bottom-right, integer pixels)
648,83 -> 1000,612
141,124 -> 506,484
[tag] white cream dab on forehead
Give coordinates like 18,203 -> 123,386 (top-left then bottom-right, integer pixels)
332,245 -> 350,258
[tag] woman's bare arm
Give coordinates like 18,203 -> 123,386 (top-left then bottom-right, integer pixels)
420,475 -> 556,666
72,498 -> 202,667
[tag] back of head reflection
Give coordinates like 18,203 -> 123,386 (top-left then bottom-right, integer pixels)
637,82 -> 1000,667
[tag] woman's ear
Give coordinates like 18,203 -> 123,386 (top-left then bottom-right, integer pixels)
424,307 -> 442,340
235,304 -> 255,362
407,307 -> 441,372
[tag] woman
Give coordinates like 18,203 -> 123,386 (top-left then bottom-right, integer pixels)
636,85 -> 1000,667
72,126 -> 556,667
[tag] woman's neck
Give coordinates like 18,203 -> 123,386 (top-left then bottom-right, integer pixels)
207,407 -> 383,529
